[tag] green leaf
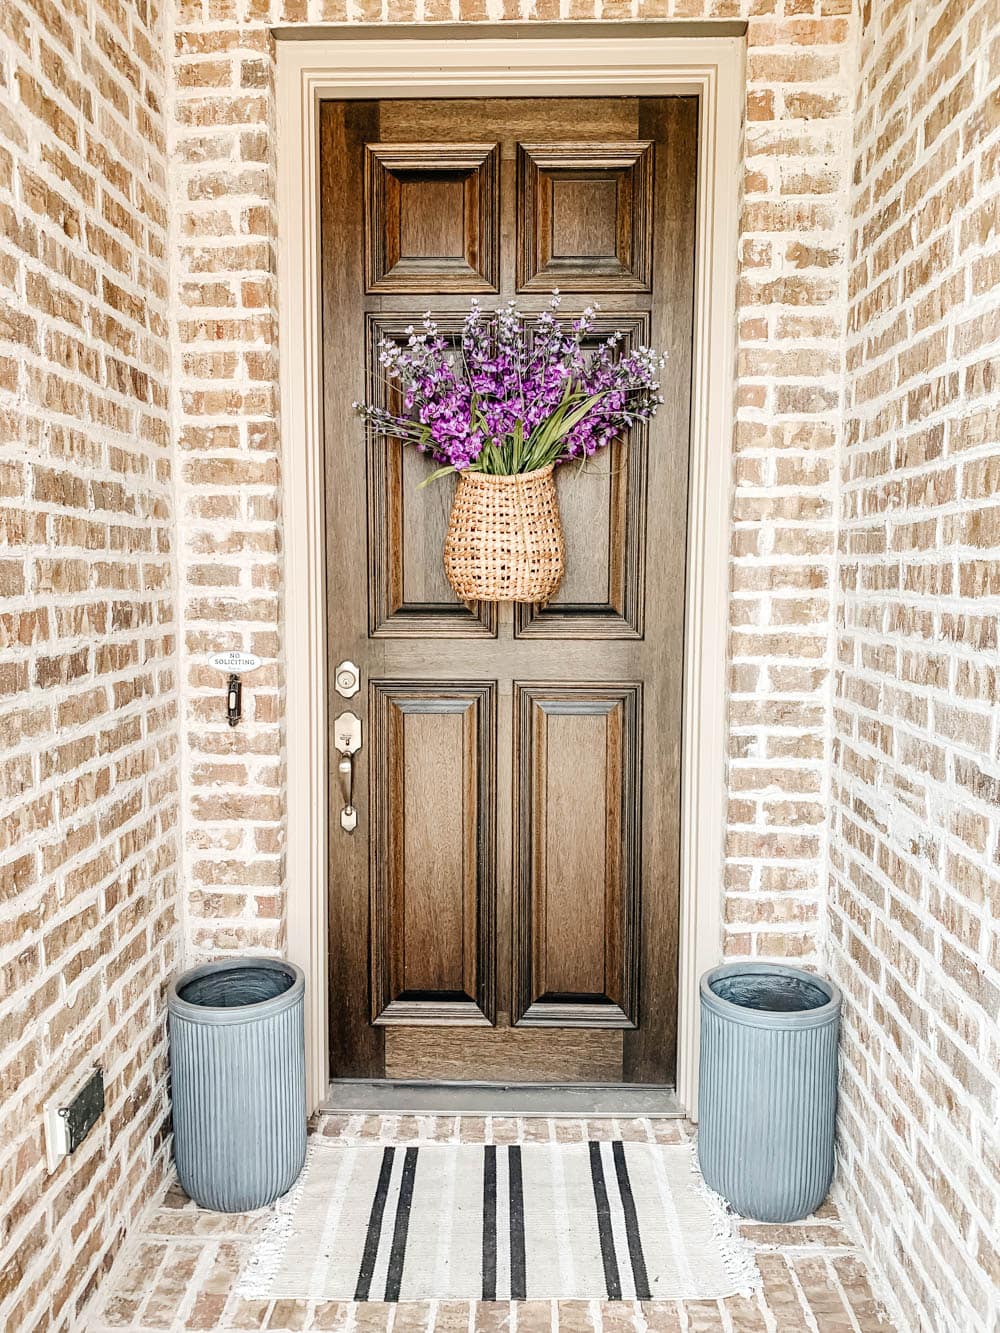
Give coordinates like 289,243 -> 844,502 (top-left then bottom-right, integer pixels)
417,464 -> 458,488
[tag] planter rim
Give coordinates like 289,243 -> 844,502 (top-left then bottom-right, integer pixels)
456,463 -> 555,485
700,961 -> 841,1029
168,957 -> 305,1026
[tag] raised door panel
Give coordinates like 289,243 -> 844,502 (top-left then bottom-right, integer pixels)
365,143 -> 500,293
512,684 -> 642,1028
366,315 -> 497,638
370,681 -> 496,1025
515,315 -> 650,640
516,143 -> 653,293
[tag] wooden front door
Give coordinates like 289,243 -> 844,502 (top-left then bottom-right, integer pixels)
321,97 -> 696,1086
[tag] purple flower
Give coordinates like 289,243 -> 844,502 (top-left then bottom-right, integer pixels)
354,296 -> 666,480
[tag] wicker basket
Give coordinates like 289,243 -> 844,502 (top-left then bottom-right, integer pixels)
443,464 -> 565,604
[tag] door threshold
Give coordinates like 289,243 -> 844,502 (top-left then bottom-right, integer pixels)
320,1079 -> 684,1118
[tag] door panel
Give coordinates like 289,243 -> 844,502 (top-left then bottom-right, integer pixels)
322,96 -> 697,1086
514,313 -> 650,639
512,685 -> 641,1029
516,142 -> 654,292
385,1026 -> 623,1084
366,312 -> 496,637
513,435 -> 643,638
364,143 -> 500,293
369,681 -> 496,1026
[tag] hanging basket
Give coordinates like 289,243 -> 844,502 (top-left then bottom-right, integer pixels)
443,464 -> 565,604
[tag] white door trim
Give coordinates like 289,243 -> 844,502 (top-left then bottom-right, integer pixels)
276,30 -> 743,1116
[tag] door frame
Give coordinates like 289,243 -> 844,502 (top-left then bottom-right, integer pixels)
276,26 -> 744,1117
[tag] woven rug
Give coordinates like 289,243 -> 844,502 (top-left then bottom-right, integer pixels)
238,1140 -> 758,1302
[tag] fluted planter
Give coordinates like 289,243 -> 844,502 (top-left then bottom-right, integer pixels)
167,958 -> 306,1213
697,962 -> 841,1223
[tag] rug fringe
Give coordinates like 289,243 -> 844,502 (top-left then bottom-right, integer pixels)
236,1144 -> 316,1301
688,1144 -> 762,1297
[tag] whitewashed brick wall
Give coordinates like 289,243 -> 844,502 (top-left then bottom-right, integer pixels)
0,0 -> 178,1327
831,0 -> 1000,1329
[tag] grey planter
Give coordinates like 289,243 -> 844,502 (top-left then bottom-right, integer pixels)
167,958 -> 307,1213
697,962 -> 841,1223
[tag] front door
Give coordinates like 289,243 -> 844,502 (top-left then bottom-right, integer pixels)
321,97 -> 696,1086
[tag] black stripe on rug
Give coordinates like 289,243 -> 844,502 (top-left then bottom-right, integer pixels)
508,1145 -> 526,1300
612,1140 -> 651,1301
384,1146 -> 418,1301
588,1139 -> 622,1299
482,1142 -> 497,1301
355,1145 -> 395,1301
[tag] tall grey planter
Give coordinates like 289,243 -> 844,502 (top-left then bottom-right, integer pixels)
168,958 -> 306,1213
697,962 -> 841,1223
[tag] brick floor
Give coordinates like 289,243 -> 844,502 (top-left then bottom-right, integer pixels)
86,1117 -> 896,1333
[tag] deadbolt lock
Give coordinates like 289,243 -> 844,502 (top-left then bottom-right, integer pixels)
334,659 -> 360,698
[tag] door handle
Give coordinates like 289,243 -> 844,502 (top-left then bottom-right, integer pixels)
334,711 -> 362,832
338,753 -> 356,831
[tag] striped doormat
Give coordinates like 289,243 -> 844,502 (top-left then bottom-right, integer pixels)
238,1139 -> 758,1302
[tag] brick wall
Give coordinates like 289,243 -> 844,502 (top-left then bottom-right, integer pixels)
830,0 -> 1000,1329
173,4 -> 284,956
0,0 -> 178,1325
725,2 -> 854,962
171,3 -> 857,970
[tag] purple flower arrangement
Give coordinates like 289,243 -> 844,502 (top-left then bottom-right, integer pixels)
353,295 -> 665,482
